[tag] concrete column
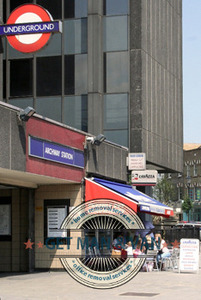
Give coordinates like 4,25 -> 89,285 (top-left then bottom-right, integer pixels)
87,0 -> 104,135
129,0 -> 142,152
0,1 -> 3,101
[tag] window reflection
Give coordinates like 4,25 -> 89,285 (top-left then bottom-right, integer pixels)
65,54 -> 88,95
9,98 -> 34,109
63,95 -> 88,132
105,52 -> 129,93
36,34 -> 62,57
103,130 -> 128,147
104,94 -> 128,130
75,54 -> 87,94
65,0 -> 88,19
104,0 -> 129,15
64,19 -> 87,54
36,97 -> 62,122
104,16 -> 128,51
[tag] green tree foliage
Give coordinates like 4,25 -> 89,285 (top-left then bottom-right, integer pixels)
153,176 -> 176,205
182,194 -> 193,221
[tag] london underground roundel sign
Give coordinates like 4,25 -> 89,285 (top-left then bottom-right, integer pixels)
2,4 -> 62,53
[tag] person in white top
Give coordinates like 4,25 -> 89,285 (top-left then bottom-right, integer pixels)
155,233 -> 170,264
125,241 -> 133,256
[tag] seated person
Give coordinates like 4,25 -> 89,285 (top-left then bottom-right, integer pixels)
155,233 -> 170,264
112,234 -> 124,250
133,238 -> 145,258
125,241 -> 133,256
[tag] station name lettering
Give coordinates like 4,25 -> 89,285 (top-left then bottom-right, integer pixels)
45,147 -> 73,160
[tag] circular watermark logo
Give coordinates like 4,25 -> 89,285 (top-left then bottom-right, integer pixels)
60,200 -> 145,289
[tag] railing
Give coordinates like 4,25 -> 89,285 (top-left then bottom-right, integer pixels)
154,225 -> 200,245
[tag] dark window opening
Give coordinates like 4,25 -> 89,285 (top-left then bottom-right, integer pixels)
36,0 -> 62,19
64,0 -> 75,19
64,0 -> 87,19
10,0 -> 33,13
37,56 -> 62,96
3,0 -> 7,23
10,59 -> 33,97
81,96 -> 88,132
0,197 -> 12,241
64,55 -> 75,95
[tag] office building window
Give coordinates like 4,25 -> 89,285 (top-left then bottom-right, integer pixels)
64,19 -> 87,54
10,58 -> 33,97
36,97 -> 62,122
9,98 -> 34,109
64,0 -> 88,19
65,55 -> 75,95
104,94 -> 128,129
104,94 -> 128,147
64,54 -> 88,95
104,129 -> 128,147
104,52 -> 129,93
37,56 -> 62,96
10,0 -> 32,12
104,0 -> 129,16
3,0 -> 7,23
36,34 -> 62,57
75,54 -> 88,94
103,16 -> 128,51
63,95 -> 88,132
36,0 -> 62,19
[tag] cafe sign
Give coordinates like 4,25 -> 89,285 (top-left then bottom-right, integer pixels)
0,4 -> 62,53
131,170 -> 158,186
179,239 -> 199,273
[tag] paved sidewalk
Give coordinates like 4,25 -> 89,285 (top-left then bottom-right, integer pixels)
0,267 -> 201,300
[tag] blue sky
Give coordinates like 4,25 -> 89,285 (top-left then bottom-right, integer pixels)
183,0 -> 201,143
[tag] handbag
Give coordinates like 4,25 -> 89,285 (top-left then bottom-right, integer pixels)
111,249 -> 121,257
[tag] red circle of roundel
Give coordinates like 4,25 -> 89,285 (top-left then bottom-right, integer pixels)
6,4 -> 52,53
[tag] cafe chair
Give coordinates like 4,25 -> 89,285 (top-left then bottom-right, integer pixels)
145,250 -> 159,271
160,248 -> 180,271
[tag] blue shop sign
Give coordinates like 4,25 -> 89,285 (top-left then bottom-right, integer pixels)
29,136 -> 84,169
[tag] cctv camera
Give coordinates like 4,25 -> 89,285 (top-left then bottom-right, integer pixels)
86,136 -> 94,143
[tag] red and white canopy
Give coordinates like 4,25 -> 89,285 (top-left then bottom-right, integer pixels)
85,177 -> 174,218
